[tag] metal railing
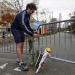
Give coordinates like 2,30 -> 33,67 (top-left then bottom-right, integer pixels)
37,18 -> 75,64
0,18 -> 75,64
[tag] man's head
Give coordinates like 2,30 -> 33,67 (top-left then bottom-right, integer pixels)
26,3 -> 37,15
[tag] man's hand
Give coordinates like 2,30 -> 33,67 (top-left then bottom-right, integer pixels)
33,33 -> 40,38
33,31 -> 38,34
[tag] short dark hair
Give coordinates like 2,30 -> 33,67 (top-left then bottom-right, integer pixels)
26,3 -> 37,10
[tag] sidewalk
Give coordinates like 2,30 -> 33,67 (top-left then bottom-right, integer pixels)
0,53 -> 75,75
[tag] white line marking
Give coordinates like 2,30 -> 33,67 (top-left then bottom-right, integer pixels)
0,63 -> 8,69
13,67 -> 21,71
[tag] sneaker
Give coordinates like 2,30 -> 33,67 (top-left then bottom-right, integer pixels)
16,60 -> 26,65
19,63 -> 28,71
16,60 -> 20,65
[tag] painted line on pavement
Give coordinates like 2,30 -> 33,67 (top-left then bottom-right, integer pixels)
0,63 -> 8,69
13,67 -> 21,71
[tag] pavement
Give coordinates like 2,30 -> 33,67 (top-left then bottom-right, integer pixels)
0,53 -> 75,75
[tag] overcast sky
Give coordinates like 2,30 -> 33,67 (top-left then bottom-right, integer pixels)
38,0 -> 75,20
2,0 -> 75,20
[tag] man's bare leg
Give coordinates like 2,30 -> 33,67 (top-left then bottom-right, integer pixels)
16,42 -> 28,71
16,42 -> 24,63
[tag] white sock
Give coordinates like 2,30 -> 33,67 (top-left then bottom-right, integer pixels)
19,62 -> 23,65
17,59 -> 19,61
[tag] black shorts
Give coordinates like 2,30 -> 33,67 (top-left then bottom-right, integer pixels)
11,28 -> 25,43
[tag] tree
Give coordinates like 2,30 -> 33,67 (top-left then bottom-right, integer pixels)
69,11 -> 75,18
2,0 -> 40,24
30,17 -> 35,23
71,22 -> 75,30
0,20 -> 4,25
32,0 -> 39,5
0,13 -> 15,26
31,0 -> 39,21
67,22 -> 75,31
2,0 -> 39,13
1,13 -> 15,23
68,11 -> 75,31
2,0 -> 25,12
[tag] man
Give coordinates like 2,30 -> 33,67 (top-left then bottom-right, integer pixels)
11,3 -> 40,71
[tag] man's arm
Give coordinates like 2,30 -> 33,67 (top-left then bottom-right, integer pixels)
18,11 -> 33,36
26,20 -> 34,32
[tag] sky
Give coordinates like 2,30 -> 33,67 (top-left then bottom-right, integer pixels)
38,0 -> 75,20
1,0 -> 75,21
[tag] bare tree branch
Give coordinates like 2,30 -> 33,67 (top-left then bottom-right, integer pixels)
2,0 -> 25,13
